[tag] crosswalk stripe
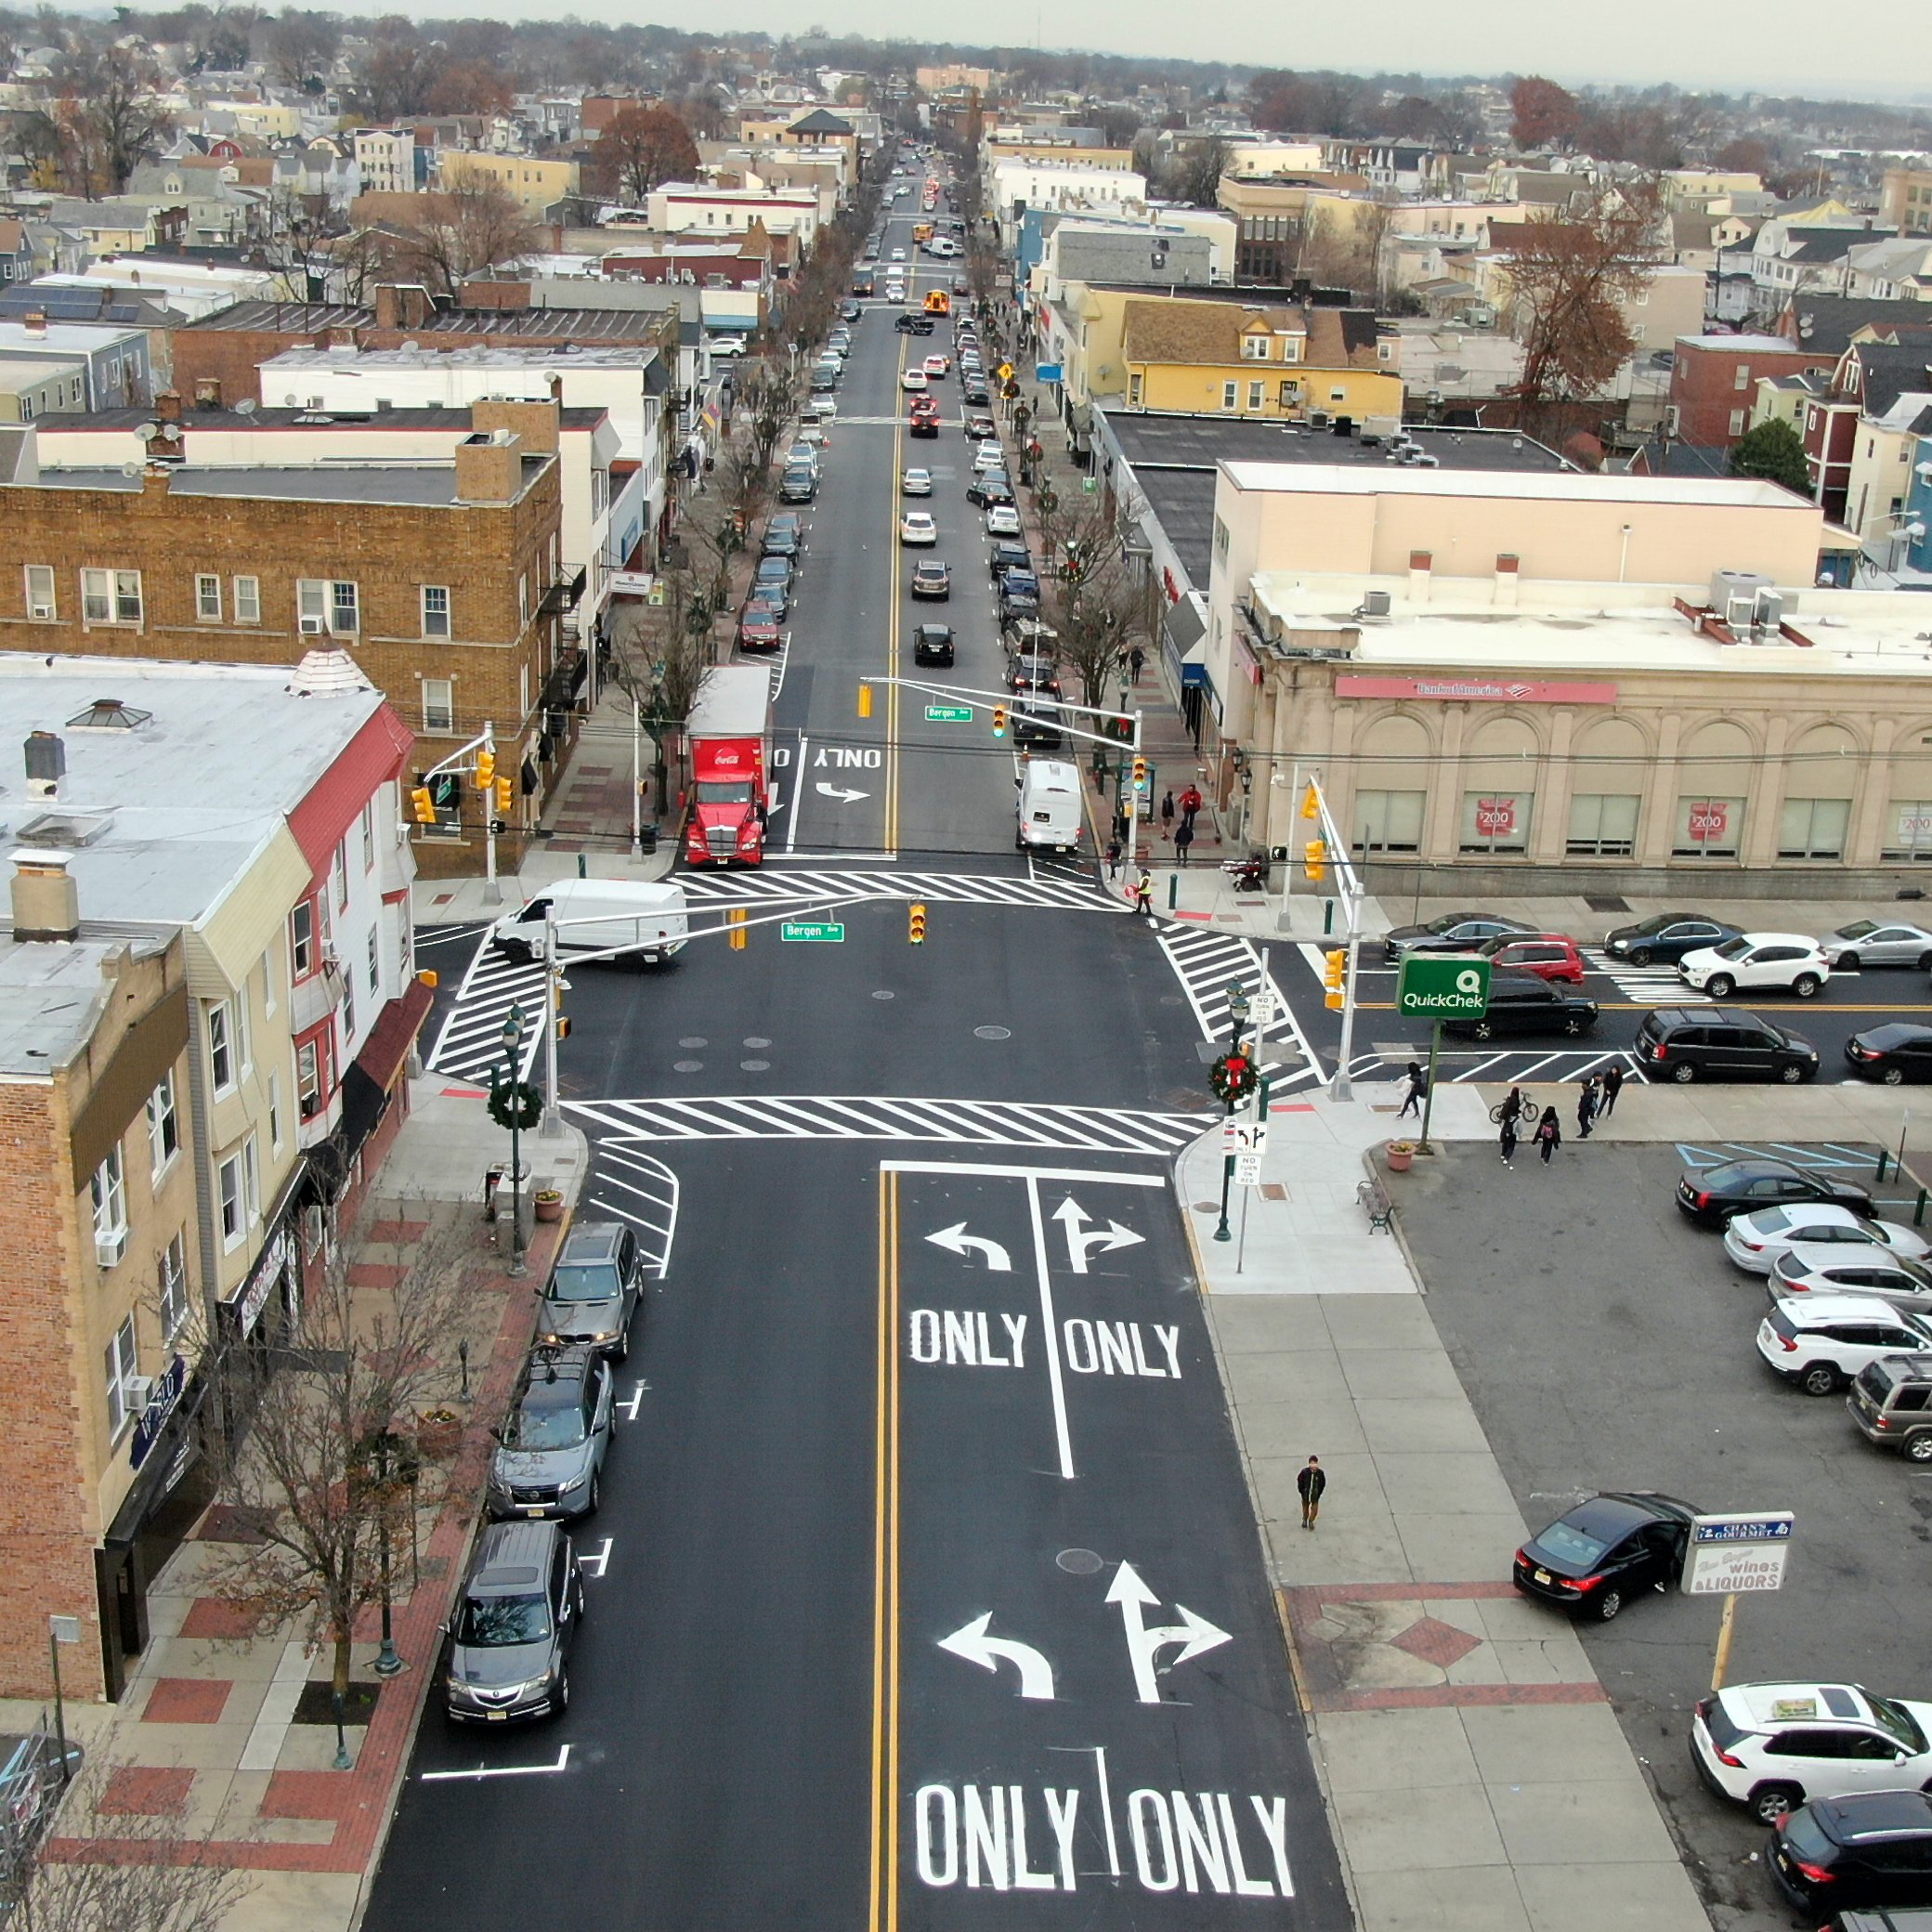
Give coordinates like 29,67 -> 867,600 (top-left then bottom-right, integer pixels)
424,937 -> 546,1081
1158,925 -> 1313,1079
1581,948 -> 1711,1005
676,867 -> 1109,911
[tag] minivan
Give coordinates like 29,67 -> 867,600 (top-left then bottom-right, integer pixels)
441,1520 -> 583,1724
1633,1008 -> 1820,1083
1847,1352 -> 1932,1461
1015,757 -> 1082,854
490,878 -> 688,965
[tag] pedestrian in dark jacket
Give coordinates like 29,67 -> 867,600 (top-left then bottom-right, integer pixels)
1129,645 -> 1145,684
1159,790 -> 1175,837
1534,1106 -> 1562,1165
1104,837 -> 1122,879
1499,1110 -> 1519,1165
1599,1064 -> 1625,1116
1397,1061 -> 1426,1119
1296,1456 -> 1326,1529
1173,818 -> 1194,867
1575,1075 -> 1599,1140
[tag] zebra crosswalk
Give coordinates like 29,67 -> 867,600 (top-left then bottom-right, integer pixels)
424,939 -> 546,1085
1158,925 -> 1318,1088
1582,948 -> 1711,1005
585,1143 -> 681,1270
676,867 -> 1110,911
568,1093 -> 1208,1155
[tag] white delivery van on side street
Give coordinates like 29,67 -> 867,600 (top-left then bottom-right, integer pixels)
490,878 -> 689,966
1015,757 -> 1083,855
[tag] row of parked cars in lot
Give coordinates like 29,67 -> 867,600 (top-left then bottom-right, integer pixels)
440,1221 -> 646,1727
1507,1159 -> 1932,1917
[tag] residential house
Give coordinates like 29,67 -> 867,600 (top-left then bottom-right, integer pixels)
1751,215 -> 1897,320
1667,333 -> 1836,446
0,219 -> 34,284
0,354 -> 86,421
438,149 -> 579,219
1881,165 -> 1932,238
1799,337 -> 1932,523
0,316 -> 150,408
1844,235 -> 1932,302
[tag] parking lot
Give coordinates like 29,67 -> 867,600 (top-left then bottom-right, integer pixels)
1396,1136 -> 1931,1931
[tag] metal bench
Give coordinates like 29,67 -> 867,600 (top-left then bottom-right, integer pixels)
1356,1177 -> 1393,1234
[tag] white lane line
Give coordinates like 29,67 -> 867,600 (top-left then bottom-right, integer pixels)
882,1160 -> 1168,1185
1025,1173 -> 1076,1482
422,1745 -> 572,1782
786,735 -> 809,852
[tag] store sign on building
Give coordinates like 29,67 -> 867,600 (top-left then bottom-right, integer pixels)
1687,802 -> 1730,842
231,1224 -> 296,1339
1474,797 -> 1517,836
1335,675 -> 1619,705
129,1352 -> 188,1469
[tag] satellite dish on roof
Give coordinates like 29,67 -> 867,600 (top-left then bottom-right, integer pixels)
160,423 -> 180,441
235,398 -> 256,414
121,462 -> 141,477
136,420 -> 159,440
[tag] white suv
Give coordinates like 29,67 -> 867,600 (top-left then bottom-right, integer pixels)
1690,1680 -> 1932,1823
1756,1289 -> 1932,1394
1677,933 -> 1830,999
1769,1246 -> 1932,1314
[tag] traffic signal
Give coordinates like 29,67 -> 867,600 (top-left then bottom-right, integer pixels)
1132,754 -> 1148,789
1301,782 -> 1322,820
410,785 -> 436,824
858,683 -> 874,719
1304,838 -> 1327,882
1323,948 -> 1347,1011
727,907 -> 749,951
991,705 -> 1007,738
475,748 -> 496,790
495,775 -> 514,815
908,901 -> 927,945
555,1014 -> 572,1041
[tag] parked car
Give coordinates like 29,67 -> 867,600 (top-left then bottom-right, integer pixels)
488,1344 -> 615,1521
1767,1790 -> 1932,1913
1439,970 -> 1599,1040
972,440 -> 1005,472
1758,1291 -> 1932,1395
1847,1353 -> 1932,1461
899,512 -> 937,545
778,465 -> 817,503
965,472 -> 1011,508
537,1221 -> 645,1359
1475,933 -> 1586,983
1846,1024 -> 1932,1084
1772,1247 -> 1932,1315
965,413 -> 997,439
963,381 -> 991,405
985,504 -> 1023,537
1602,912 -> 1743,966
738,604 -> 782,652
1009,656 -> 1062,698
1382,912 -> 1536,963
901,467 -> 933,497
753,555 -> 793,605
761,518 -> 802,558
912,623 -> 955,667
1512,1491 -> 1703,1622
1692,1682 -> 1932,1823
1633,1008 -> 1821,1084
1677,1157 -> 1874,1229
909,560 -> 951,600
1723,1203 -> 1931,1274
441,1520 -> 583,1724
1820,920 -> 1932,969
840,301 -> 862,321
1679,933 -> 1832,999
989,540 -> 1032,582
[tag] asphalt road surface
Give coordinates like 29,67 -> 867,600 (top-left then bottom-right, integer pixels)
368,172 -> 1351,1932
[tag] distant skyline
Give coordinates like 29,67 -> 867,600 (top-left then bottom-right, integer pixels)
314,0 -> 1932,106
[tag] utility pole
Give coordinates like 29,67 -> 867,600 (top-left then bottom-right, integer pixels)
541,917 -> 563,1139
482,722 -> 502,907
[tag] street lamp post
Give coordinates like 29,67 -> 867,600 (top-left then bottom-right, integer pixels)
372,1429 -> 403,1678
1213,984 -> 1253,1243
502,1003 -> 528,1278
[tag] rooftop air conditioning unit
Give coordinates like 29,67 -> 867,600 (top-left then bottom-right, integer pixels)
1357,590 -> 1392,619
1308,409 -> 1329,429
1710,568 -> 1773,629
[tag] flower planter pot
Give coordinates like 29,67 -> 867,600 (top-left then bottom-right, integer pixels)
532,1191 -> 565,1224
1385,1143 -> 1416,1174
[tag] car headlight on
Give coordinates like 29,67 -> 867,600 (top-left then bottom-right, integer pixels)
587,1330 -> 618,1344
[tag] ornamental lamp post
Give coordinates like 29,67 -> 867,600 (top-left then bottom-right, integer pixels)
1213,985 -> 1255,1244
502,1004 -> 528,1278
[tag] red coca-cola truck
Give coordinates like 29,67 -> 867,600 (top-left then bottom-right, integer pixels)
684,667 -> 772,867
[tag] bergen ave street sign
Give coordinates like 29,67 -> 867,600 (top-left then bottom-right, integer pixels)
1396,955 -> 1491,1018
780,920 -> 846,943
924,704 -> 973,723
1682,1511 -> 1795,1595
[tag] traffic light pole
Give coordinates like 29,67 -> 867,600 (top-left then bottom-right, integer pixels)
1299,775 -> 1366,1103
482,722 -> 501,906
540,915 -> 563,1139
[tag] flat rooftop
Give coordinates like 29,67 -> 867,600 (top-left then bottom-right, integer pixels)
261,344 -> 659,372
22,456 -> 552,505
185,300 -> 670,343
45,404 -> 607,433
0,933 -> 173,1077
1222,461 -> 1805,511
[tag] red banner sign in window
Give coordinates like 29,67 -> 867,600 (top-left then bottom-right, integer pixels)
1474,797 -> 1517,836
1687,802 -> 1730,842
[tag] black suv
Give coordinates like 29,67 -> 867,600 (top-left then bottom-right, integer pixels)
912,622 -> 955,667
1769,1790 -> 1932,1914
1439,969 -> 1599,1040
441,1521 -> 584,1724
1635,1008 -> 1820,1084
537,1220 -> 645,1360
989,540 -> 1031,582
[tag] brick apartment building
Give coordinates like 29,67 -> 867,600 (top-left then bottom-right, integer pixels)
0,417 -> 569,877
1667,333 -> 1834,447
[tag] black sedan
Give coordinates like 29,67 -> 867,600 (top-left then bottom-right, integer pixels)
1845,1023 -> 1932,1084
1513,1492 -> 1703,1622
1603,912 -> 1743,967
1383,912 -> 1537,963
912,623 -> 955,666
965,472 -> 1012,508
989,540 -> 1032,582
909,561 -> 951,601
1677,1157 -> 1874,1229
1439,971 -> 1599,1040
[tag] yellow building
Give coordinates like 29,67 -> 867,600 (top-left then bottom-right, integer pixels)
438,150 -> 579,217
1118,296 -> 1402,421
1883,165 -> 1932,237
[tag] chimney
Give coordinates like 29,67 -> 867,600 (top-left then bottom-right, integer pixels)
374,283 -> 400,330
1408,549 -> 1432,604
11,853 -> 80,943
155,389 -> 182,422
24,730 -> 64,801
400,284 -> 433,329
23,309 -> 46,335
1494,553 -> 1520,607
454,428 -> 522,504
194,376 -> 222,409
470,398 -> 560,454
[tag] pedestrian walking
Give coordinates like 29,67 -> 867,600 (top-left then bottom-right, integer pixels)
1179,782 -> 1204,829
1132,868 -> 1154,917
1159,790 -> 1175,838
1489,1085 -> 1530,1131
1129,645 -> 1145,684
1534,1106 -> 1562,1165
1576,1075 -> 1599,1140
1172,818 -> 1194,867
1499,1110 -> 1519,1165
1113,804 -> 1129,846
1599,1063 -> 1624,1117
1104,836 -> 1122,879
1296,1456 -> 1326,1530
1397,1060 -> 1427,1119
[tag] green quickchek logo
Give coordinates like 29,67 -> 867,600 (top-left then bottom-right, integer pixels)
1397,956 -> 1491,1018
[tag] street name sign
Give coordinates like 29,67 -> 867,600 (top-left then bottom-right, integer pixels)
780,920 -> 846,943
925,704 -> 973,723
1682,1511 -> 1795,1595
1396,955 -> 1491,1018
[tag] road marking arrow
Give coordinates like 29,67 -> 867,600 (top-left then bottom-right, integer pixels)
925,1221 -> 1012,1272
1051,1196 -> 1145,1274
1104,1560 -> 1232,1704
936,1613 -> 1055,1699
815,783 -> 870,803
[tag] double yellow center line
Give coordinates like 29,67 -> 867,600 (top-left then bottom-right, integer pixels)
868,1169 -> 903,1931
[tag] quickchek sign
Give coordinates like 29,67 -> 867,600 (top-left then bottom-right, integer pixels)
1397,956 -> 1491,1018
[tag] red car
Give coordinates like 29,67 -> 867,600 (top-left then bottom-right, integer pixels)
737,604 -> 782,653
1476,933 -> 1586,983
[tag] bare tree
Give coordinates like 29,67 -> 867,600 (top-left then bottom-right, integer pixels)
590,103 -> 699,203
607,577 -> 716,814
388,177 -> 541,299
1167,136 -> 1232,210
1039,499 -> 1148,718
202,1210 -> 476,1707
266,7 -> 339,91
26,35 -> 172,195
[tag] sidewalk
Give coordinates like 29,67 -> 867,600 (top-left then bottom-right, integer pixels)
19,1082 -> 588,1932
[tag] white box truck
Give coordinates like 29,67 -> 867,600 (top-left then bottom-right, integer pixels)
1015,757 -> 1083,854
490,878 -> 688,966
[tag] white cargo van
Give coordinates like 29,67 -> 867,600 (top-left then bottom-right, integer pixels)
490,879 -> 688,965
1015,758 -> 1083,854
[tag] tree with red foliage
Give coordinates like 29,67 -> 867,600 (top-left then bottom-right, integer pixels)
1509,76 -> 1582,151
593,103 -> 701,205
429,62 -> 516,120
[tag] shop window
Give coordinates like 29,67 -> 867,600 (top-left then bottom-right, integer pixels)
1352,790 -> 1426,853
1672,796 -> 1744,858
1778,796 -> 1850,860
1883,800 -> 1932,861
1566,793 -> 1640,858
1457,790 -> 1532,855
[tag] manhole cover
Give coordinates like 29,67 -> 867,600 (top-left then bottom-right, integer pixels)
973,1025 -> 1012,1040
678,1036 -> 709,1049
872,989 -> 895,1000
672,1059 -> 704,1073
1056,1548 -> 1103,1576
740,1059 -> 771,1071
1192,1200 -> 1221,1214
744,1037 -> 772,1049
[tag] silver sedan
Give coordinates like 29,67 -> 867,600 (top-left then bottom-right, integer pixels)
1818,920 -> 1932,968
